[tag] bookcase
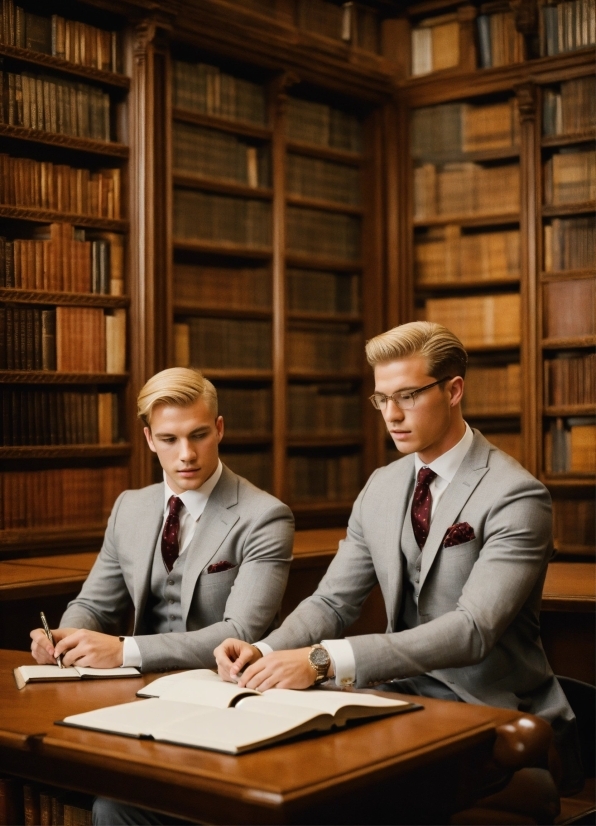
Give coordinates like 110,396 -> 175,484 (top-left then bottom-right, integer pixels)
0,0 -> 131,557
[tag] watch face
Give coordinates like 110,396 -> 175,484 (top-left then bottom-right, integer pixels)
310,648 -> 330,668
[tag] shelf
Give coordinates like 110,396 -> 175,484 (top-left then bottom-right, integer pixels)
542,200 -> 596,218
174,303 -> 272,320
0,288 -> 129,308
553,544 -> 596,558
173,174 -> 273,201
286,140 -> 362,166
285,254 -> 362,272
0,123 -> 128,157
287,434 -> 362,447
542,130 -> 595,149
542,336 -> 596,350
462,410 -> 521,420
542,474 -> 596,488
0,204 -> 127,231
0,371 -> 128,384
462,342 -> 520,353
287,310 -> 362,325
0,444 -> 131,459
286,194 -> 362,215
0,524 -> 105,552
289,500 -> 355,514
172,107 -> 272,141
415,277 -> 520,293
200,369 -> 273,381
412,146 -> 520,165
0,44 -> 130,88
541,269 -> 595,282
173,239 -> 272,259
544,405 -> 596,416
288,370 -> 362,382
413,212 -> 520,228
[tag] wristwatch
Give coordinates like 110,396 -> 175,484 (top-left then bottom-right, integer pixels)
308,644 -> 331,685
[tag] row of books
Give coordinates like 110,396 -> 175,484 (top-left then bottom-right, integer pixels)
411,100 -> 519,159
476,9 -> 525,68
176,318 -> 272,370
414,227 -> 520,284
173,190 -> 272,248
172,60 -> 266,126
0,776 -> 93,825
0,0 -> 120,72
217,386 -> 271,433
543,278 -> 595,339
486,431 -> 522,463
221,450 -> 271,492
542,77 -> 595,136
422,293 -> 520,348
173,123 -> 270,188
0,225 -> 123,294
544,217 -> 595,271
0,306 -> 126,372
461,363 -> 521,414
286,206 -> 360,260
552,498 -> 595,550
287,153 -> 361,206
288,324 -> 361,373
174,263 -> 271,310
543,148 -> 595,205
540,0 -> 596,56
288,453 -> 360,501
544,353 -> 596,405
296,0 -> 345,41
414,162 -> 520,220
545,417 -> 596,473
411,13 -> 460,77
0,153 -> 121,218
0,70 -> 111,142
0,387 -> 120,446
0,465 -> 128,529
287,97 -> 362,153
287,269 -> 360,314
288,383 -> 360,434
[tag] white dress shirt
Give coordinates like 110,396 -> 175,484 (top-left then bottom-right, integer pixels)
122,460 -> 223,667
255,424 -> 474,687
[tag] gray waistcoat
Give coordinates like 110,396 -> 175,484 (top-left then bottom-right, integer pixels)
399,495 -> 423,630
144,532 -> 189,634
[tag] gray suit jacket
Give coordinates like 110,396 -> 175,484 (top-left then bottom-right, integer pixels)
264,431 -> 571,728
61,464 -> 294,671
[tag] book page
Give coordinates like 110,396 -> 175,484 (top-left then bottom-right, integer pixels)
137,669 -> 259,708
260,689 -> 410,717
75,666 -> 140,678
14,665 -> 81,688
62,698 -> 211,737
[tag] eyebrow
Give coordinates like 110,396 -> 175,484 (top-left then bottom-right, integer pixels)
154,426 -> 211,438
374,385 -> 417,395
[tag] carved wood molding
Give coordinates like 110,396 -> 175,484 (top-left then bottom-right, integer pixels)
515,81 -> 538,123
510,0 -> 539,35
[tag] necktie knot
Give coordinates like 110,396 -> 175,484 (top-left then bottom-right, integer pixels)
411,467 -> 437,550
168,495 -> 183,516
416,467 -> 437,488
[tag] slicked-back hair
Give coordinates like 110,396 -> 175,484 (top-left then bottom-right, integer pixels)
365,321 -> 468,379
137,368 -> 218,426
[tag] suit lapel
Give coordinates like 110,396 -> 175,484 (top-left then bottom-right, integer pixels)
386,455 -> 416,627
180,465 -> 240,621
419,432 -> 491,588
132,484 -> 165,632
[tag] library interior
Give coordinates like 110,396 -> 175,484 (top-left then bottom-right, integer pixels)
0,0 -> 594,823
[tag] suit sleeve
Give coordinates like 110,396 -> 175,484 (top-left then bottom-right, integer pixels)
134,502 -> 294,671
348,476 -> 553,687
60,491 -> 134,634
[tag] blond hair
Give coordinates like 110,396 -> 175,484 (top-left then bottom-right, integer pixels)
365,321 -> 467,378
137,368 -> 218,426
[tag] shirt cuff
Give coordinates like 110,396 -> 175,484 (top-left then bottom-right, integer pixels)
122,636 -> 142,668
253,641 -> 273,656
321,639 -> 356,688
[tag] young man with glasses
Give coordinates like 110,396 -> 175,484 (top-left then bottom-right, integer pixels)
216,320 -> 582,797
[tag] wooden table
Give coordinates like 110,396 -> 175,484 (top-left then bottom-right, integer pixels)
0,649 -> 552,825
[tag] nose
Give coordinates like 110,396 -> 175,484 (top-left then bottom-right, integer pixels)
179,438 -> 197,463
382,398 -> 405,423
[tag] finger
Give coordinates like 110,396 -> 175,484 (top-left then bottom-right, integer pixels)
229,646 -> 258,678
30,641 -> 55,664
54,631 -> 83,658
30,630 -> 54,656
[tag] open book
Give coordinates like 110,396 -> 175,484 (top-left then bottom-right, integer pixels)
59,669 -> 419,754
14,665 -> 141,689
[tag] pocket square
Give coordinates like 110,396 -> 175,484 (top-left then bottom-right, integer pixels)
207,560 -> 235,574
443,522 -> 476,547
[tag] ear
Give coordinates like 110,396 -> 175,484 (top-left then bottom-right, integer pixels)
144,426 -> 157,453
215,415 -> 224,443
449,376 -> 465,407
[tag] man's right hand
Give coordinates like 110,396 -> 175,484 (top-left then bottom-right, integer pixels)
30,627 -> 78,664
214,638 -> 262,682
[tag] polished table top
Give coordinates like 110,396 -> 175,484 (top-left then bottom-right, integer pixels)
0,649 -> 551,824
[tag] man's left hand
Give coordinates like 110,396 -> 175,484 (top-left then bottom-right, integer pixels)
53,629 -> 124,668
237,647 -> 325,691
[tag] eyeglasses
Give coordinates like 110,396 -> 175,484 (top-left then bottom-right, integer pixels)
369,377 -> 452,411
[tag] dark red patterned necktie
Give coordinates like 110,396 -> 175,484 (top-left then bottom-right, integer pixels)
411,467 -> 437,549
162,495 -> 183,572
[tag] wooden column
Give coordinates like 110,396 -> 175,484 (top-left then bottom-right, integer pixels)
128,17 -> 172,489
516,82 -> 540,476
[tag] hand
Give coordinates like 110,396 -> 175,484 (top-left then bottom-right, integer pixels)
236,648 -> 320,691
31,628 -> 124,668
214,638 -> 262,682
30,627 -> 78,665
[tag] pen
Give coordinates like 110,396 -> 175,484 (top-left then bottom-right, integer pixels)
40,611 -> 63,669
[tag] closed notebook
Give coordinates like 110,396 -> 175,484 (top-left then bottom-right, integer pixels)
59,669 -> 419,754
14,664 -> 141,689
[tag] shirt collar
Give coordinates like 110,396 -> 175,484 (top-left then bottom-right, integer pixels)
414,423 -> 473,483
163,459 -> 223,520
